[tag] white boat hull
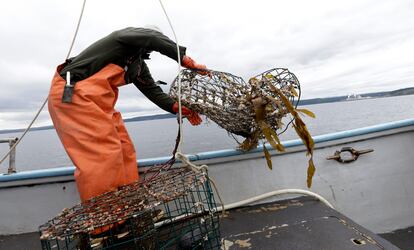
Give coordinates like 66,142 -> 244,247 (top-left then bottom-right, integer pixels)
0,119 -> 413,235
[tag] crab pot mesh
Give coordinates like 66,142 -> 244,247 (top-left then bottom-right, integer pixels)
39,168 -> 220,250
169,68 -> 300,140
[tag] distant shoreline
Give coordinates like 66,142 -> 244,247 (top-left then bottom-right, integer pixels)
1,87 -> 413,134
298,87 -> 414,105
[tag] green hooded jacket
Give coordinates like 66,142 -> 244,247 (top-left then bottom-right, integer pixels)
59,27 -> 186,113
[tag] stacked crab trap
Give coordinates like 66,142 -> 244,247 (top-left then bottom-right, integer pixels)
39,167 -> 220,249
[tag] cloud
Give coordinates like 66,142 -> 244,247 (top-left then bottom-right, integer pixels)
0,0 -> 413,129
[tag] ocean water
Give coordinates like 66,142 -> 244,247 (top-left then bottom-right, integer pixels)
0,95 -> 413,172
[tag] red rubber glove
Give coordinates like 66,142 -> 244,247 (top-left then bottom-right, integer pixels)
172,102 -> 202,126
182,56 -> 209,75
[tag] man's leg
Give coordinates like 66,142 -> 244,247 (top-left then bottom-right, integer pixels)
48,73 -> 130,202
112,111 -> 139,184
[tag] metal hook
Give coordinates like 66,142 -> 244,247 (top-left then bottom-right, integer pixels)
326,147 -> 374,163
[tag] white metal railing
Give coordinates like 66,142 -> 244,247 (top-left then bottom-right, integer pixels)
0,138 -> 18,174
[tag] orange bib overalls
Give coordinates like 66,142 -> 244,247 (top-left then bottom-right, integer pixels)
48,63 -> 139,202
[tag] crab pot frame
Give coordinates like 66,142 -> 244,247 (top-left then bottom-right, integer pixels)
169,68 -> 300,140
39,168 -> 221,250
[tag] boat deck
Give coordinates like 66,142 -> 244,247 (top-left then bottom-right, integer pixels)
0,197 -> 411,249
220,197 -> 401,249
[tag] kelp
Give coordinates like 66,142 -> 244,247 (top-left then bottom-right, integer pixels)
263,145 -> 272,170
244,75 -> 316,187
265,82 -> 315,188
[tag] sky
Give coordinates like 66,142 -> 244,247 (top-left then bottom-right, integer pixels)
0,0 -> 413,130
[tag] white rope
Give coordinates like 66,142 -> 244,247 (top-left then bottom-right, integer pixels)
175,152 -> 207,173
154,188 -> 335,229
66,0 -> 87,60
175,152 -> 226,215
0,0 -> 87,168
175,152 -> 333,210
157,0 -> 184,153
217,189 -> 335,211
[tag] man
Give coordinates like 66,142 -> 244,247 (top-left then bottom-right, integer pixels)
48,26 -> 205,202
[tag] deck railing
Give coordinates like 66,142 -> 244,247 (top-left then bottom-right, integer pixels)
0,138 -> 18,174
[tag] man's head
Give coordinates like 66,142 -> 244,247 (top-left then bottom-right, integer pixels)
143,24 -> 163,34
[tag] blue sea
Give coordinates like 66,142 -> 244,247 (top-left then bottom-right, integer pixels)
1,95 -> 414,172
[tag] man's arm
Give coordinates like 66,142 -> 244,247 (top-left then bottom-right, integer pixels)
116,27 -> 186,62
133,62 -> 175,113
135,62 -> 203,125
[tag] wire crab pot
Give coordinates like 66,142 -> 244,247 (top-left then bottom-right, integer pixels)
170,68 -> 317,187
169,68 -> 301,146
39,167 -> 220,250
